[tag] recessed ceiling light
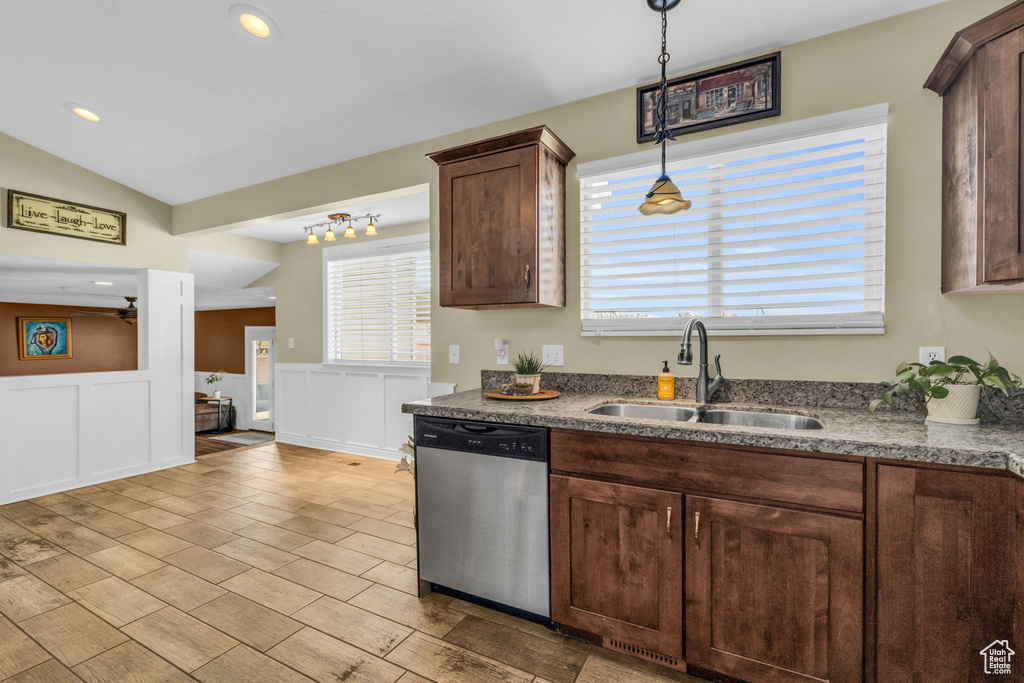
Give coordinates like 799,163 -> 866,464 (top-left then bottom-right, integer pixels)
229,5 -> 279,41
64,102 -> 100,122
93,281 -> 114,286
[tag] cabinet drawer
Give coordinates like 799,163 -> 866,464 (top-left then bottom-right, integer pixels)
550,429 -> 863,513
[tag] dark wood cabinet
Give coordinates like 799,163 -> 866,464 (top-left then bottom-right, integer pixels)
927,2 -> 1024,292
685,495 -> 863,683
876,465 -> 1018,683
549,475 -> 684,665
428,126 -> 574,308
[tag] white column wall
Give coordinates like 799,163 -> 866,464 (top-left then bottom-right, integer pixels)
0,268 -> 195,505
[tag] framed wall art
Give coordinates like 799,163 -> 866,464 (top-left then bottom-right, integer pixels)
6,190 -> 127,246
637,52 -> 781,143
17,317 -> 73,360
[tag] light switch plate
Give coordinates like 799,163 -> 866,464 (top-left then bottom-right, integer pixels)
919,346 -> 945,364
449,345 -> 460,364
287,337 -> 295,349
542,345 -> 564,366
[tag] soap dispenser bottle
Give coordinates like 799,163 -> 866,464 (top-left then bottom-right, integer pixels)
657,361 -> 675,400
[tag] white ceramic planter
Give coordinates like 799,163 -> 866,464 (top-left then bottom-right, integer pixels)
514,373 -> 542,394
212,389 -> 222,399
926,384 -> 981,425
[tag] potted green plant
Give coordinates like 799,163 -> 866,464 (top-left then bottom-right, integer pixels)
870,354 -> 1020,424
513,351 -> 546,395
205,371 -> 225,399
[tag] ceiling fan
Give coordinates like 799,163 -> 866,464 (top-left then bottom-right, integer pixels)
73,296 -> 138,326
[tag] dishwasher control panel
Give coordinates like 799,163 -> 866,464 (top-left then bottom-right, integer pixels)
415,417 -> 548,462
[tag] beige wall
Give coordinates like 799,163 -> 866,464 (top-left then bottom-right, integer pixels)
0,132 -> 282,273
180,0 -> 1021,388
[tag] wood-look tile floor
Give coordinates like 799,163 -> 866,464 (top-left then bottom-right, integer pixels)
0,443 -> 706,683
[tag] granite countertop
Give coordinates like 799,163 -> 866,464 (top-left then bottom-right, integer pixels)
403,388 -> 1024,477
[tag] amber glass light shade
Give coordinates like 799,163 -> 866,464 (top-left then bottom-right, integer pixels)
365,221 -> 377,236
637,174 -> 692,215
306,232 -> 318,245
344,224 -> 356,238
324,228 -> 337,241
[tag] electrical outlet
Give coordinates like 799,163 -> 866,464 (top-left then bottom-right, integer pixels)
496,344 -> 509,365
919,346 -> 945,364
542,345 -> 564,366
449,345 -> 460,364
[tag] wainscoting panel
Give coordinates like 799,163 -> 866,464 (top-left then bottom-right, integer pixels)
309,370 -> 345,444
8,384 -> 80,493
275,363 -> 430,460
94,380 -> 151,476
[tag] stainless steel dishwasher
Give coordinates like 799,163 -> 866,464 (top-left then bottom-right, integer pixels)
415,416 -> 550,620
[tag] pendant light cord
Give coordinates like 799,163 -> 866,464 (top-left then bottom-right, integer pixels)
657,3 -> 671,175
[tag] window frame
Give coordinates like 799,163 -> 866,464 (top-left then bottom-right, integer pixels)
321,234 -> 431,367
578,104 -> 889,338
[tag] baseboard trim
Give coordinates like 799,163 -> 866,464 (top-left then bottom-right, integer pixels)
274,432 -> 402,461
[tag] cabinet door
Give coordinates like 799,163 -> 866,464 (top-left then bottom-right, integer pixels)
550,475 -> 683,660
439,146 -> 537,307
685,496 -> 863,683
981,27 -> 1024,283
877,466 -> 1016,683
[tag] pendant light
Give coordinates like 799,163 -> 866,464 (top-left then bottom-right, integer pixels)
365,216 -> 377,236
343,220 -> 356,239
638,0 -> 692,216
324,226 -> 337,241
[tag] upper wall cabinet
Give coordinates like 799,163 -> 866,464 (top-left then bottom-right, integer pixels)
428,126 -> 575,309
927,1 -> 1024,292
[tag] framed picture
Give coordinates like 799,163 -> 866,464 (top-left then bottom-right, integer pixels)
637,52 -> 781,143
6,190 -> 127,246
17,317 -> 73,360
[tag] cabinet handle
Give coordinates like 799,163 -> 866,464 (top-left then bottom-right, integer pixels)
694,511 -> 701,546
524,264 -> 531,288
666,506 -> 672,535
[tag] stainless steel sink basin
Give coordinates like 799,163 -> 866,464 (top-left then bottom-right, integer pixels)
587,403 -> 824,430
698,410 -> 824,430
587,403 -> 695,421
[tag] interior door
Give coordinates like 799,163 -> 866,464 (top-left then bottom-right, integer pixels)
685,495 -> 863,683
550,475 -> 683,662
245,326 -> 275,432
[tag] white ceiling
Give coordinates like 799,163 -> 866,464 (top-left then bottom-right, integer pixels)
229,190 -> 429,243
0,253 -> 277,311
0,0 -> 944,205
0,254 -> 139,308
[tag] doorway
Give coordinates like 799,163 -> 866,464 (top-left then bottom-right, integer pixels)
245,326 -> 275,432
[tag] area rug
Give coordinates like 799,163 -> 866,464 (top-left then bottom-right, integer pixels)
209,431 -> 275,446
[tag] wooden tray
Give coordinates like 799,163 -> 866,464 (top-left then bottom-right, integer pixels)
484,389 -> 560,401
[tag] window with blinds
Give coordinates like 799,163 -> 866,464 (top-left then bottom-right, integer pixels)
325,242 -> 430,363
580,105 -> 887,336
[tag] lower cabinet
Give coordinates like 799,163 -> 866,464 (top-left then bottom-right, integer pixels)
876,465 -> 1018,683
685,496 -> 863,683
550,475 -> 684,664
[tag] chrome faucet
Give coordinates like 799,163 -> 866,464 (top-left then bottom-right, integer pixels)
678,318 -> 724,404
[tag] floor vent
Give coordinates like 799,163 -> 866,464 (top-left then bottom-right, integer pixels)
606,639 -> 680,668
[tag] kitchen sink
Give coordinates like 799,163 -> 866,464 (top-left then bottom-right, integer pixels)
587,404 -> 824,430
587,403 -> 695,421
698,409 -> 824,430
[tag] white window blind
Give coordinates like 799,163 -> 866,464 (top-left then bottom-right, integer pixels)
580,105 -> 887,336
325,242 -> 430,363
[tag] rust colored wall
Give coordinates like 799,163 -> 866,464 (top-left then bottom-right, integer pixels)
195,307 -> 276,375
0,302 -> 138,377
